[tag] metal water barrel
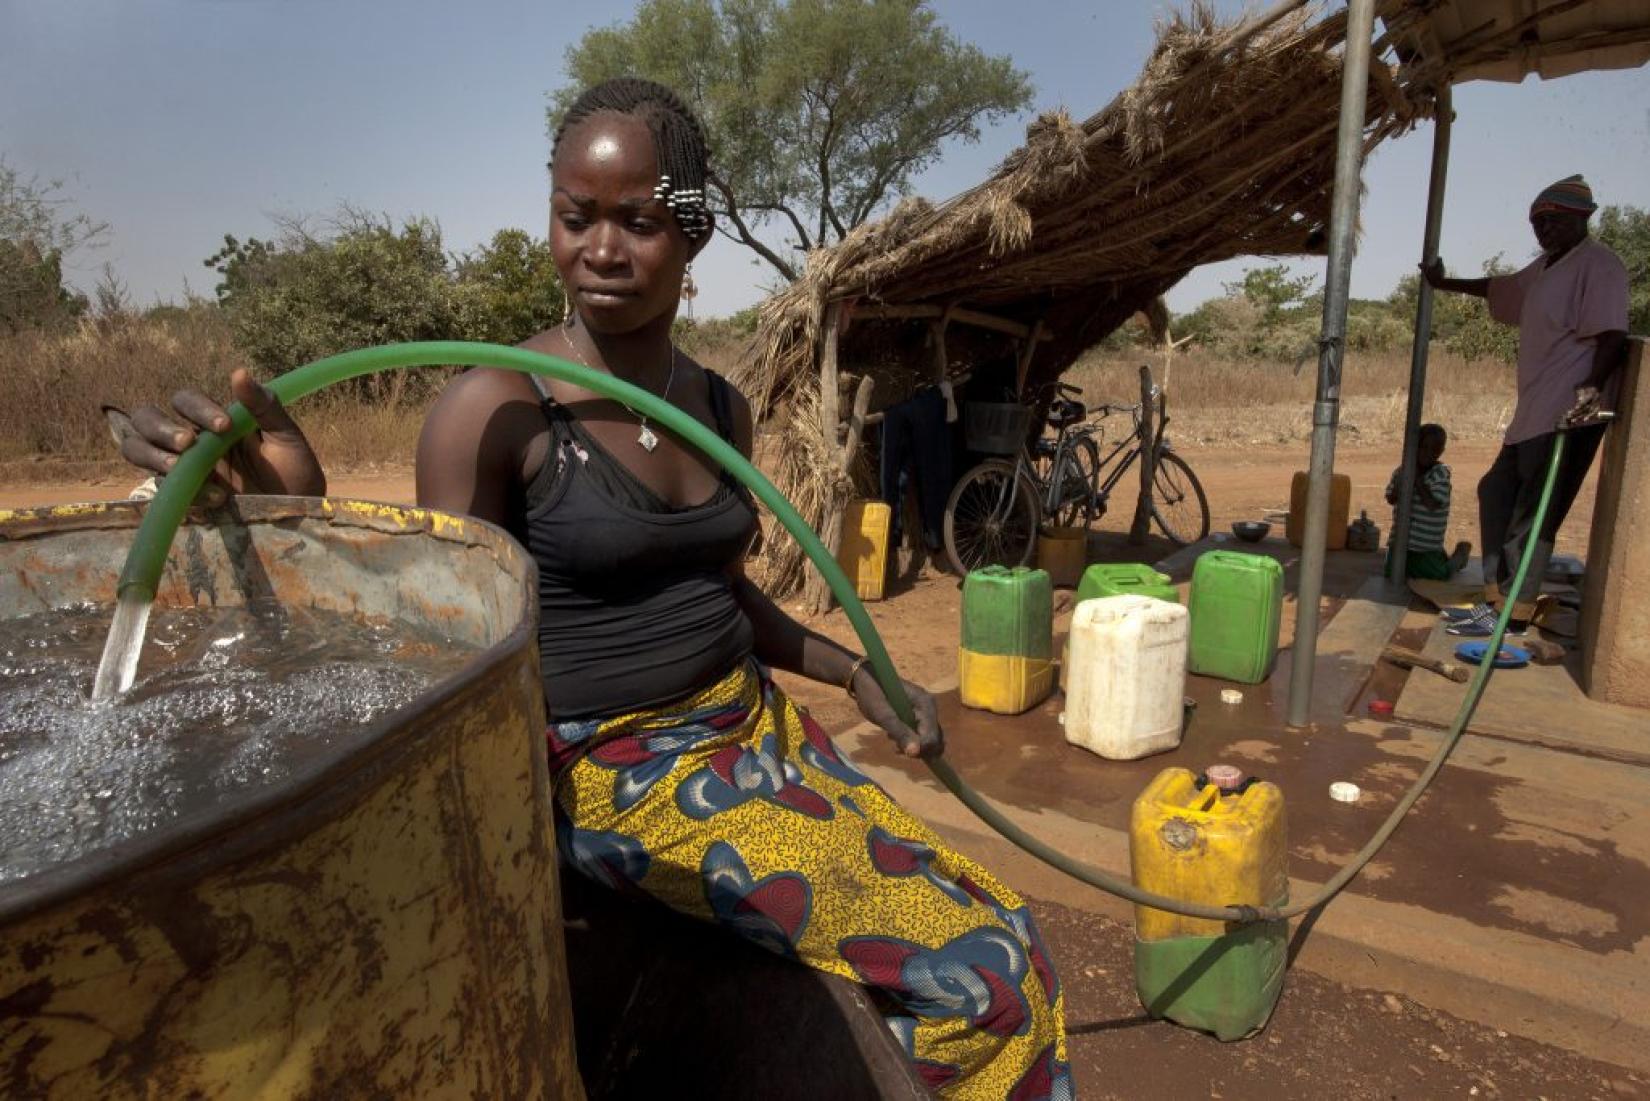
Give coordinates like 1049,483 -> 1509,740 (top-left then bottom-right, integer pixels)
0,498 -> 582,1099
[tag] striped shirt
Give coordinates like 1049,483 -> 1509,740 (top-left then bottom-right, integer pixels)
1386,462 -> 1451,552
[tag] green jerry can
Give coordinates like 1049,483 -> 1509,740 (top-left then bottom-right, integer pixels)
1131,767 -> 1289,1040
1187,551 -> 1283,683
1076,563 -> 1180,606
959,565 -> 1054,714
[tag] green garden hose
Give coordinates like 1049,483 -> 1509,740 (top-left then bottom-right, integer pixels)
114,340 -> 1570,926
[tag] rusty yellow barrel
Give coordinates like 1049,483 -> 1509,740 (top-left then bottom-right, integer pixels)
0,498 -> 581,1099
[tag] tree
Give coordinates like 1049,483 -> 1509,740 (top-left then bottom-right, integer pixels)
205,210 -> 565,395
1225,264 -> 1316,328
1386,254 -> 1518,364
1596,204 -> 1649,335
205,211 -> 459,385
0,158 -> 106,332
453,228 -> 566,345
554,0 -> 1033,280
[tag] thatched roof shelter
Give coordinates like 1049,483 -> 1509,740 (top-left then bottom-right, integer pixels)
741,0 -> 1629,598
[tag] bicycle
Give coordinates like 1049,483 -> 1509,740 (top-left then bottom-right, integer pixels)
941,377 -> 1210,577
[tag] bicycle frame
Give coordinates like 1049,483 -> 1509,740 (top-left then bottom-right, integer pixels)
1046,386 -> 1177,521
973,382 -> 1175,531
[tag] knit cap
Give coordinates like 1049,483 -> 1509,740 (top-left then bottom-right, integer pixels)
1530,174 -> 1597,217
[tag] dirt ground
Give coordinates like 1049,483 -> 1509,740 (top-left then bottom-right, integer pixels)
1,439 -> 1623,1097
1035,899 -> 1642,1100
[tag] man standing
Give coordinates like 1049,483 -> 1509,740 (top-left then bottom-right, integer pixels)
1423,174 -> 1630,637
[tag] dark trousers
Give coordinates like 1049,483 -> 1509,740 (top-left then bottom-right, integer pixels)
880,389 -> 952,552
1477,424 -> 1605,611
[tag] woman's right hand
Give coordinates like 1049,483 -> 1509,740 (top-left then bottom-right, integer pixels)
118,368 -> 325,506
1419,258 -> 1446,289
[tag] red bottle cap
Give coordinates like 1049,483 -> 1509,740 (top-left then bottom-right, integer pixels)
1368,699 -> 1395,717
1206,764 -> 1245,792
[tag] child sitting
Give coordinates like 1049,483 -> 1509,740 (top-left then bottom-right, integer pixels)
1385,423 -> 1471,580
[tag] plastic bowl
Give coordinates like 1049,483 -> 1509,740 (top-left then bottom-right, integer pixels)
1231,520 -> 1271,543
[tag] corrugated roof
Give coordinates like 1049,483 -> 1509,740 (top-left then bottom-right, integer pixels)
1399,0 -> 1650,82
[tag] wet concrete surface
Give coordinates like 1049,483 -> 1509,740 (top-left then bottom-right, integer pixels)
860,648 -> 1650,955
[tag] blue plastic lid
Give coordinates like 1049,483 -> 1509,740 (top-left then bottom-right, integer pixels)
1454,641 -> 1530,668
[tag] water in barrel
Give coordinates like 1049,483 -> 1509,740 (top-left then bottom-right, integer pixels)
0,600 -> 478,885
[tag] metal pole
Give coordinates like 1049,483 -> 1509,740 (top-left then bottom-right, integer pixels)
1390,85 -> 1453,590
1287,0 -> 1377,729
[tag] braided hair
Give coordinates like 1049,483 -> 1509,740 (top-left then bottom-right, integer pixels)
551,77 -> 713,240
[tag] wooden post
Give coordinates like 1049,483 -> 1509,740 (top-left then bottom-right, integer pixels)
818,303 -> 842,448
1014,319 -> 1045,396
1129,364 -> 1156,544
804,373 -> 876,616
930,311 -> 956,383
805,304 -> 874,616
844,374 -> 875,464
1162,332 -> 1193,396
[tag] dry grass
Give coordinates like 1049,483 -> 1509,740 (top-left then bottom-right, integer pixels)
1066,345 -> 1517,448
0,321 -> 1515,492
0,312 -> 435,484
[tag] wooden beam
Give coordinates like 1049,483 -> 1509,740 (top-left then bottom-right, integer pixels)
846,303 -> 1055,342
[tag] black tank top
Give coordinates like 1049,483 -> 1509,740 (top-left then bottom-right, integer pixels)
521,370 -> 758,721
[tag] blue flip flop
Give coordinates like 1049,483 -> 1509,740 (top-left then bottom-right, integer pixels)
1454,641 -> 1530,669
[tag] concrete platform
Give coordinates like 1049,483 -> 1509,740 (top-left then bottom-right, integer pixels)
1395,619 -> 1650,766
832,580 -> 1650,1073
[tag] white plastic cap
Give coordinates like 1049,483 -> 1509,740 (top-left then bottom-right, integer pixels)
1329,781 -> 1361,803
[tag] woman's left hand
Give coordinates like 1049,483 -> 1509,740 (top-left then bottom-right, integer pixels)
850,668 -> 944,759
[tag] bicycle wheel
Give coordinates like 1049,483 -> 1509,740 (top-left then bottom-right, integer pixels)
943,460 -> 1042,577
1050,436 -> 1101,530
1150,449 -> 1211,546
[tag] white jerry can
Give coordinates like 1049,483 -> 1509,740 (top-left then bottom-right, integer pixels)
1064,594 -> 1188,760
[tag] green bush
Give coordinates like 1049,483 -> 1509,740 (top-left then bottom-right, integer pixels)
205,211 -> 564,398
452,228 -> 566,345
1597,205 -> 1649,335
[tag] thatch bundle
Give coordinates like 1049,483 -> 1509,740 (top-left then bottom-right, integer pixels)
737,0 -> 1535,597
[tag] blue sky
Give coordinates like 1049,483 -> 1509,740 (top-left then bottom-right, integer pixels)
3,0 -> 1647,321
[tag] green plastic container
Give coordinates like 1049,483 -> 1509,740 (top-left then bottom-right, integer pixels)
1187,551 -> 1283,684
1135,923 -> 1288,1042
960,566 -> 1055,714
1076,563 -> 1179,606
960,566 -> 1053,659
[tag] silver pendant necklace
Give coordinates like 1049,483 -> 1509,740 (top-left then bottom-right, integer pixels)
562,323 -> 677,452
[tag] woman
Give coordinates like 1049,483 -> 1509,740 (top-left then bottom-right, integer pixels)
122,78 -> 1070,1100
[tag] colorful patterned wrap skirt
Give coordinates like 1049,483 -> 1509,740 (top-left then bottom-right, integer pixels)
549,658 -> 1072,1100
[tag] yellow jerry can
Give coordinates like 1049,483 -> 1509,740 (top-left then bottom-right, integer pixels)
1130,767 -> 1288,1040
836,500 -> 892,601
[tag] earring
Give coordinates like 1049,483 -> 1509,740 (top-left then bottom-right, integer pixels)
681,263 -> 698,302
